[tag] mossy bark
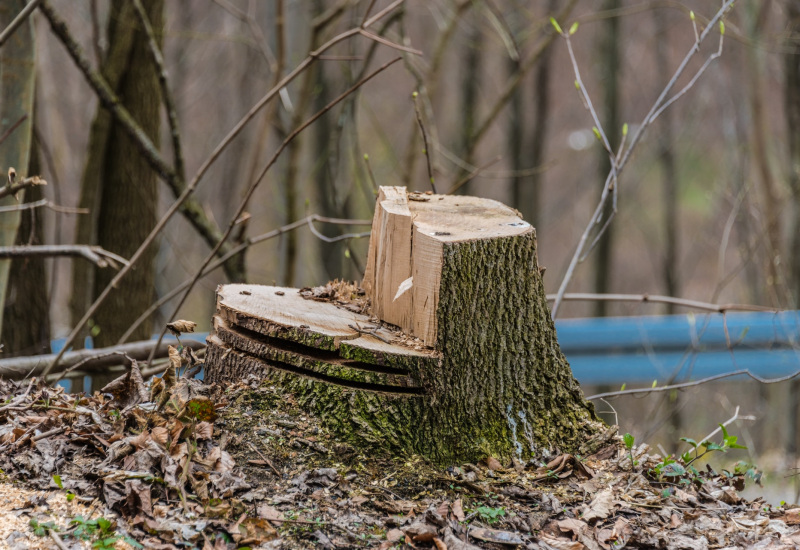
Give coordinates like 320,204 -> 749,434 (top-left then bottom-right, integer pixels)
206,231 -> 608,465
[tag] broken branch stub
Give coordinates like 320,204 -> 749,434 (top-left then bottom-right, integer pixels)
205,187 -> 607,464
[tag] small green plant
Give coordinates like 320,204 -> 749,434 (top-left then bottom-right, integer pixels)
29,518 -> 58,537
67,515 -> 142,549
623,433 -> 637,469
473,505 -> 505,524
651,424 -> 748,485
52,475 -> 75,501
679,424 -> 746,467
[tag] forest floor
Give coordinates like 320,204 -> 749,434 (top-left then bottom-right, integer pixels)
0,370 -> 798,549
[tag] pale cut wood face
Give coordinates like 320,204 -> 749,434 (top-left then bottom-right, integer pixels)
363,187 -> 534,346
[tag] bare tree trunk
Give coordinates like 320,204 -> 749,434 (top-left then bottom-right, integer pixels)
456,12 -> 484,195
784,0 -> 800,460
746,2 -> 786,307
2,116 -> 50,356
594,0 -> 621,318
89,0 -> 164,354
70,0 -> 137,345
0,0 -> 36,337
787,0 -> 800,307
654,10 -> 679,314
514,0 -> 558,225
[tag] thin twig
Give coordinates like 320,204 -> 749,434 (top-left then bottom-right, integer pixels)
49,530 -> 69,550
0,245 -> 128,268
586,368 -> 800,401
132,0 -> 186,182
117,215 -> 371,344
0,174 -> 45,200
38,0 -> 238,276
550,0 -> 735,318
40,2 -> 407,379
695,406 -> 755,446
146,58 -> 403,367
0,0 -> 41,47
0,379 -> 35,413
247,442 -> 282,476
0,339 -> 204,380
412,92 -> 436,193
546,293 -> 777,313
0,198 -> 86,214
0,115 -> 28,146
307,218 -> 371,243
446,156 -> 502,195
52,351 -> 136,384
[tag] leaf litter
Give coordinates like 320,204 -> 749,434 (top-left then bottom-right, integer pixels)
0,350 -> 797,548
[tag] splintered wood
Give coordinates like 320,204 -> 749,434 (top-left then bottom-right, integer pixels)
361,187 -> 531,346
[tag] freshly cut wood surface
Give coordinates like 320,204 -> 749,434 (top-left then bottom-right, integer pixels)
215,284 -> 435,362
363,187 -> 533,345
217,284 -> 364,351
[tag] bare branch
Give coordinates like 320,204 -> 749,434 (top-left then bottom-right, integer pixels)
146,57 -> 403,367
0,0 -> 41,47
0,339 -> 204,380
412,92 -> 436,193
0,244 -> 128,268
132,0 -> 186,182
587,368 -> 800,401
550,0 -> 735,318
546,293 -> 777,314
0,115 -> 28,146
40,2 -> 408,380
38,0 -> 236,275
0,172 -> 45,200
0,198 -> 86,214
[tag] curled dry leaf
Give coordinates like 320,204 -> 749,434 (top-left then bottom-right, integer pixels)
195,421 -> 213,440
582,488 -> 614,522
166,319 -> 198,336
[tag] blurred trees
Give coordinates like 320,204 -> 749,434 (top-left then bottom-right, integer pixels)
70,0 -> 163,347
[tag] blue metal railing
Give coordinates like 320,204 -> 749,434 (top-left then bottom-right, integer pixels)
51,310 -> 800,389
556,310 -> 800,385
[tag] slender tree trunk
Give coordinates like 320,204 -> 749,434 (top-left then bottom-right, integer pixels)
594,0 -> 621,317
456,13 -> 484,195
787,0 -> 800,307
0,0 -> 36,337
746,2 -> 786,307
784,0 -> 800,460
654,10 -> 679,314
90,0 -> 164,353
70,1 -> 137,345
2,118 -> 50,356
514,0 -> 558,225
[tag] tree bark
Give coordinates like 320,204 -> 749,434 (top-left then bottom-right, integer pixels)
2,126 -> 50,356
205,188 -> 608,464
80,0 -> 163,357
0,0 -> 36,337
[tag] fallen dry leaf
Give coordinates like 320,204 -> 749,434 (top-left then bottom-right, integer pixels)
166,319 -> 198,336
582,488 -> 614,522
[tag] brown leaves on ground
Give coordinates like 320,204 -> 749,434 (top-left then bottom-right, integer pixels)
0,374 -> 799,548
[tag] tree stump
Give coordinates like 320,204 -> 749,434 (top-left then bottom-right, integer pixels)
205,187 -> 607,464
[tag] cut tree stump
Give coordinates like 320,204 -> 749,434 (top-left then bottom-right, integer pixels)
205,187 -> 608,464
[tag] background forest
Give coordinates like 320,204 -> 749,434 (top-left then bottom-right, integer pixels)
1,0 -> 800,501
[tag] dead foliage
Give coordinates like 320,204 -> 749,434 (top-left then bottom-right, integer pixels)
0,363 -> 797,548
